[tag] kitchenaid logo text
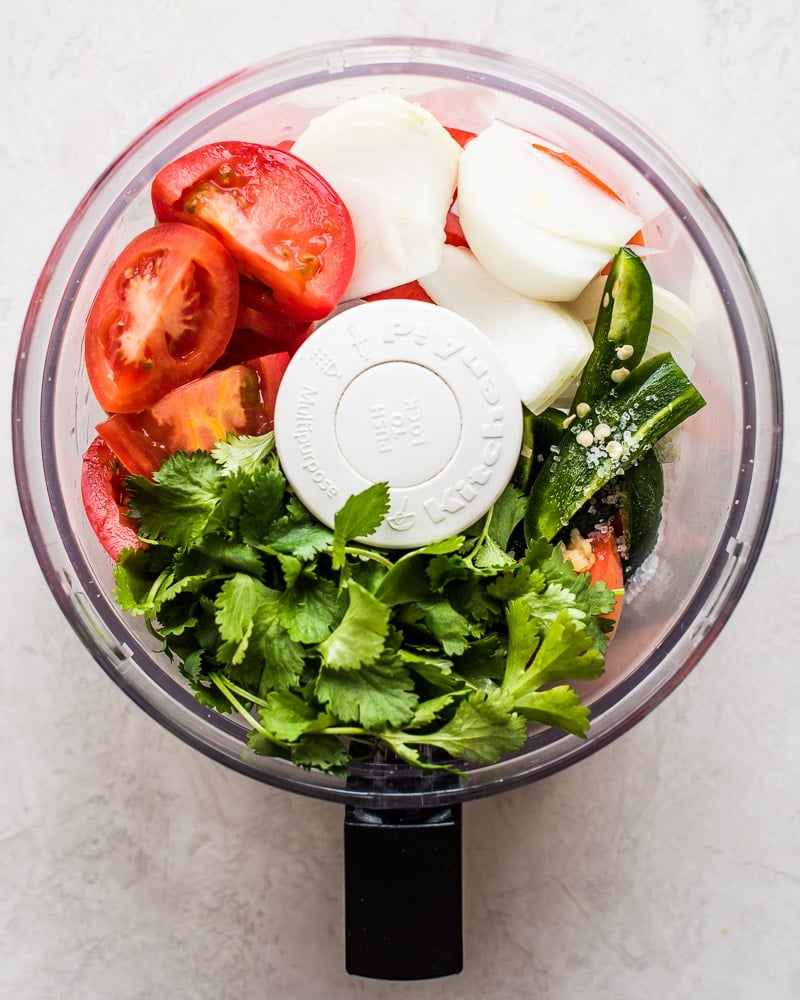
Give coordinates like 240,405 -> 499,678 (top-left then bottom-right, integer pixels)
422,408 -> 504,525
293,384 -> 338,498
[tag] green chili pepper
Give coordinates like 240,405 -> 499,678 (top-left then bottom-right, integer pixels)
514,406 -> 566,493
524,352 -> 705,542
571,247 -> 653,411
619,450 -> 665,571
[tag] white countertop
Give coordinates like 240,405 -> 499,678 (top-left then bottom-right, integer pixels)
2,2 -> 798,997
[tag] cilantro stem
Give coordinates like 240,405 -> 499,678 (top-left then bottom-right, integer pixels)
463,507 -> 493,567
209,673 -> 266,734
321,726 -> 373,737
216,676 -> 270,709
341,544 -> 395,569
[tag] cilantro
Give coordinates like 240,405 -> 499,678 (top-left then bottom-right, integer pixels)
114,442 -> 615,775
211,431 -> 276,476
318,581 -> 389,670
127,452 -> 224,547
330,481 -> 390,570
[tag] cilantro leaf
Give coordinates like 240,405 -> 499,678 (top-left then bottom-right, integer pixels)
249,604 -> 306,692
502,597 -> 543,693
521,609 -> 605,687
375,554 -> 435,606
500,601 -> 604,738
513,685 -> 591,738
315,658 -> 417,729
212,432 -> 276,476
418,598 -> 472,656
278,572 -> 343,644
331,482 -> 390,569
264,509 -> 333,561
487,483 -> 527,550
289,734 -> 351,775
317,580 -> 390,670
384,690 -> 527,765
397,648 -> 458,691
407,691 -> 463,728
257,691 -> 334,741
239,467 -> 287,544
127,452 -> 224,547
194,534 -> 264,575
215,575 -> 279,666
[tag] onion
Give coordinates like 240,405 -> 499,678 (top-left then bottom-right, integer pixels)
419,245 -> 593,414
457,121 -> 643,302
292,94 -> 461,300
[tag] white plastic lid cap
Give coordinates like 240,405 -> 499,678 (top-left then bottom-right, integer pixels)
273,299 -> 523,548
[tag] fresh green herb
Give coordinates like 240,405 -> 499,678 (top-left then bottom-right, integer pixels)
114,437 -> 617,774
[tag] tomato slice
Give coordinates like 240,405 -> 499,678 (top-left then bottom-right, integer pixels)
365,280 -> 433,304
444,209 -> 468,249
84,222 -> 239,413
231,275 -> 313,355
445,126 -> 477,148
151,142 -> 356,322
81,437 -> 141,559
97,354 -> 289,478
587,524 -> 624,634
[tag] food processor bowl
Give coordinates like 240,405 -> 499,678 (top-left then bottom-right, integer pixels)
12,38 -> 782,980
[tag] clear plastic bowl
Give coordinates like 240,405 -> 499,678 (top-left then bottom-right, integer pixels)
13,38 -> 782,810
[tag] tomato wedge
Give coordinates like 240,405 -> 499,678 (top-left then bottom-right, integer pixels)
365,280 -> 433,304
151,142 -> 356,322
232,275 -> 313,355
445,126 -> 477,149
587,524 -> 625,634
84,222 -> 239,413
81,437 -> 141,559
97,354 -> 289,478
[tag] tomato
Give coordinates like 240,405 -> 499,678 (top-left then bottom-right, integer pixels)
445,127 -> 476,148
97,354 -> 289,477
232,275 -> 313,355
151,142 -> 356,322
444,210 -> 469,249
84,222 -> 239,413
81,437 -> 141,559
587,524 -> 625,633
365,280 -> 433,304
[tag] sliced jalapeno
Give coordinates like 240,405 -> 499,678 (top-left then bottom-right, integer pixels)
619,450 -> 665,572
524,352 -> 705,542
571,247 -> 653,411
514,406 -> 566,493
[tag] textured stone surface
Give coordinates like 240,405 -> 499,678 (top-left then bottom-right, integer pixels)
2,2 -> 798,997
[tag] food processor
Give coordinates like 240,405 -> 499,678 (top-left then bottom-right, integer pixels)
12,38 -> 782,980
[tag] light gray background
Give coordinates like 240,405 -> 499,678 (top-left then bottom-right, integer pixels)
2,2 -> 798,997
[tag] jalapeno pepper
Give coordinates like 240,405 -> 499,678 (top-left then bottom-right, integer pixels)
524,352 -> 705,542
571,247 -> 653,410
514,406 -> 566,493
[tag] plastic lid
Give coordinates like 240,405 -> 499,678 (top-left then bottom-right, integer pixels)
273,299 -> 523,548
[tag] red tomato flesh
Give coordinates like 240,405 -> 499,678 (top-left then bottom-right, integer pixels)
231,275 -> 313,356
81,437 -> 141,559
365,280 -> 433,304
97,353 -> 289,478
84,222 -> 239,413
587,524 -> 625,633
151,142 -> 356,322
